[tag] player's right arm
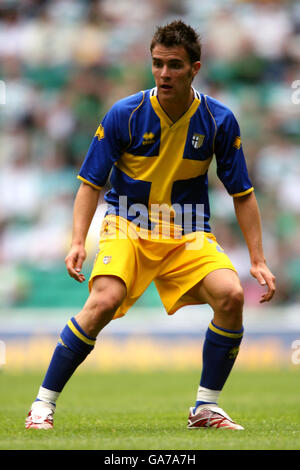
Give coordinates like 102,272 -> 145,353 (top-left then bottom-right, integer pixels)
65,182 -> 100,282
65,96 -> 134,282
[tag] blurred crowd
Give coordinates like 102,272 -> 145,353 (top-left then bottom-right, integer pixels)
0,0 -> 299,308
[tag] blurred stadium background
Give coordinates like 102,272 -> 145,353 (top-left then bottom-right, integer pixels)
0,0 -> 300,372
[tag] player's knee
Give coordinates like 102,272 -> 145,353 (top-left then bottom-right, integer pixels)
82,279 -> 126,328
80,294 -> 120,335
90,291 -> 123,318
101,292 -> 124,314
90,277 -> 126,314
218,285 -> 244,316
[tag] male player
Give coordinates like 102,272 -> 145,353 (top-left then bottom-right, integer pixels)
26,21 -> 275,430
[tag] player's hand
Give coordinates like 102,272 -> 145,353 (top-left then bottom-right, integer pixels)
250,263 -> 276,303
65,244 -> 87,283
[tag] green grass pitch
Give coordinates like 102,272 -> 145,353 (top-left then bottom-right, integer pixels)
0,368 -> 299,450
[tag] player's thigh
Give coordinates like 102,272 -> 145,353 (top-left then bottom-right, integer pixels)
188,268 -> 244,313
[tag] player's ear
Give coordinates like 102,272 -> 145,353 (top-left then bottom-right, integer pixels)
192,61 -> 201,78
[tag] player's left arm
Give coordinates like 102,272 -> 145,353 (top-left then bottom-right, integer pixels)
211,101 -> 276,302
233,191 -> 276,303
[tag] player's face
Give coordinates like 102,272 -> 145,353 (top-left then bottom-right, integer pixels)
151,44 -> 201,101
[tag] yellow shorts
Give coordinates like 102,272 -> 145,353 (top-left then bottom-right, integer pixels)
89,215 -> 237,319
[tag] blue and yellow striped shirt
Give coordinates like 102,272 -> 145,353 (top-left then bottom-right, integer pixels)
78,87 -> 253,233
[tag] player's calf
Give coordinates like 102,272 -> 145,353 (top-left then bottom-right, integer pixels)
25,276 -> 126,430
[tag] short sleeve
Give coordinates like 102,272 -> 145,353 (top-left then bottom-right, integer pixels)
214,110 -> 254,197
78,104 -> 129,189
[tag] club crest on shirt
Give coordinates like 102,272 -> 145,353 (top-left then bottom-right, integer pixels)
103,255 -> 112,264
95,124 -> 105,141
192,133 -> 205,149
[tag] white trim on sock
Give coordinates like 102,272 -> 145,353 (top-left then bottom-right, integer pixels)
196,386 -> 221,404
37,386 -> 60,405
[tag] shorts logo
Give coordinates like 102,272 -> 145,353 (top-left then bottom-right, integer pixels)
103,256 -> 112,264
95,124 -> 105,141
192,133 -> 205,149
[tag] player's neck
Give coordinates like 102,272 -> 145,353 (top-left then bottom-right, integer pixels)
157,87 -> 194,123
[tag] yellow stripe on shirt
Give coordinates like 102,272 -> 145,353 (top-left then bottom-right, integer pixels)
77,175 -> 102,190
231,187 -> 254,198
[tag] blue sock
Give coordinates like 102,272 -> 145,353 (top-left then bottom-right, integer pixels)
194,321 -> 243,411
41,317 -> 96,393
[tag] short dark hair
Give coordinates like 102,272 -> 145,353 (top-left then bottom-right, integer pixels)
150,20 -> 201,63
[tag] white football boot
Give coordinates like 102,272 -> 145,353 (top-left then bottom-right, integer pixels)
25,401 -> 55,430
187,404 -> 244,430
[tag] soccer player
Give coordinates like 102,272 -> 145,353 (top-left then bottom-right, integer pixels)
25,21 -> 275,430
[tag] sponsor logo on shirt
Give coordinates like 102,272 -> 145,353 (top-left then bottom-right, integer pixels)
142,132 -> 155,145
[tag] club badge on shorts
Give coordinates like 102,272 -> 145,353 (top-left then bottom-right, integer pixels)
103,256 -> 112,264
